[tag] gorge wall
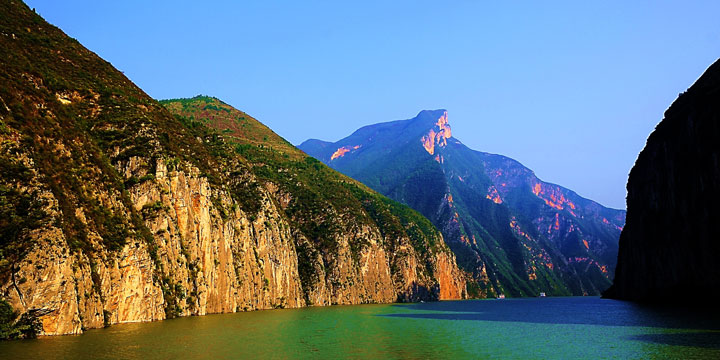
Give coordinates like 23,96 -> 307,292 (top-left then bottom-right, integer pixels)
0,1 -> 465,337
605,59 -> 720,303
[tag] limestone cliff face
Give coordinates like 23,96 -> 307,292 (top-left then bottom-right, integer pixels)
0,152 -> 305,334
0,1 -> 465,336
123,158 -> 305,315
1,145 -> 465,336
433,251 -> 466,300
605,59 -> 720,303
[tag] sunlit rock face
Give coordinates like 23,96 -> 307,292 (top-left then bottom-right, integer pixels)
301,110 -> 625,298
421,111 -> 452,155
531,182 -> 577,214
331,145 -> 361,160
605,59 -> 720,304
486,186 -> 503,204
0,2 -> 466,336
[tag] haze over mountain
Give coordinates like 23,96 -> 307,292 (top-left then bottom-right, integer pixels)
605,58 -> 720,304
301,111 -> 626,297
0,1 -> 464,338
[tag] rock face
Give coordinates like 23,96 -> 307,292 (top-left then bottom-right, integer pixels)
0,2 -> 465,336
300,110 -> 626,298
604,59 -> 720,303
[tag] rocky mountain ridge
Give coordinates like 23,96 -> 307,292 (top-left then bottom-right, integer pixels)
301,109 -> 626,297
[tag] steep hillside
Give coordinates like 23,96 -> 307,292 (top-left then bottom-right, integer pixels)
301,110 -> 625,297
160,96 -> 467,304
0,1 -> 464,337
605,59 -> 720,303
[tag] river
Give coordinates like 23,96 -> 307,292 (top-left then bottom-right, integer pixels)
1,297 -> 718,359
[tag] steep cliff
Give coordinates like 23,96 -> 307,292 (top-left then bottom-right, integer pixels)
0,1 -> 465,337
300,110 -> 626,297
605,59 -> 720,303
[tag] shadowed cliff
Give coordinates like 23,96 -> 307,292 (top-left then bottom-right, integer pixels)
605,58 -> 720,303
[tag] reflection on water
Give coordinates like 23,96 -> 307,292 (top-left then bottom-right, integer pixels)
386,297 -> 720,330
628,332 -> 720,349
0,297 -> 718,359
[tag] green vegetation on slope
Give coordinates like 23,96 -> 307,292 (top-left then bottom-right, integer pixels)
0,2 -> 270,327
0,1 -> 462,337
299,110 -> 625,298
0,298 -> 41,340
160,97 -> 448,302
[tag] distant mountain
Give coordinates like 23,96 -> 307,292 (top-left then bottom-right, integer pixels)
300,110 -> 626,297
605,59 -> 720,304
0,1 -> 464,338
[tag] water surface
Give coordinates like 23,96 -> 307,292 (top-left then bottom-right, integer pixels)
1,297 -> 718,359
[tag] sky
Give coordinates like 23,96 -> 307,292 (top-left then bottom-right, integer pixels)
26,0 -> 720,209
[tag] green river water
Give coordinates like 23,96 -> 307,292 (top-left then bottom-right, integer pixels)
0,297 -> 718,359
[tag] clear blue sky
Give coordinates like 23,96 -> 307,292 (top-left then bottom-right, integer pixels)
27,0 -> 720,209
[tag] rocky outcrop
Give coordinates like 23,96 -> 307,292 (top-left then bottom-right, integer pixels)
433,251 -> 466,300
0,2 -> 465,336
421,111 -> 451,155
1,129 -> 466,336
0,150 -> 305,334
2,154 -> 465,334
605,59 -> 720,303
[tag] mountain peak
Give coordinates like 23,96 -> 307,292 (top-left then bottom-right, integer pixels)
415,108 -> 448,118
418,110 -> 451,155
299,108 -> 626,298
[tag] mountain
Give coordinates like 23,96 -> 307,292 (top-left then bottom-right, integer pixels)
0,1 -> 464,338
604,59 -> 720,304
300,110 -> 626,297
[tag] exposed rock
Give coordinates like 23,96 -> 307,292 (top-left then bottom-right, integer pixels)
300,109 -> 626,298
0,1 -> 466,336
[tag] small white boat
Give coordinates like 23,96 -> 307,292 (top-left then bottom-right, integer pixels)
539,292 -> 546,297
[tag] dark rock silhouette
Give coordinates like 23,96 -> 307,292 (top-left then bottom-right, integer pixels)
605,59 -> 720,303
